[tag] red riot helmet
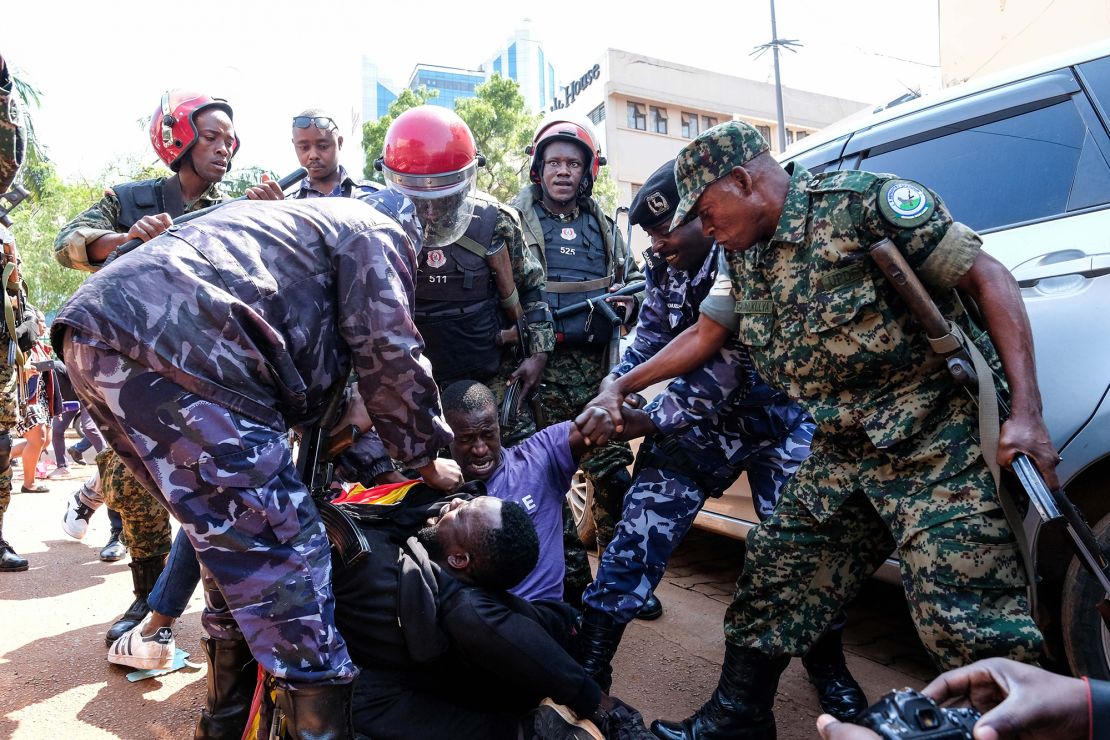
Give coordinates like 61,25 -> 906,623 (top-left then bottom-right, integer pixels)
376,105 -> 484,248
149,90 -> 240,172
527,116 -> 606,197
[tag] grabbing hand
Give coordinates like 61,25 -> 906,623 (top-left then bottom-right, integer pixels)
126,212 -> 173,242
922,657 -> 1088,740
418,458 -> 463,492
998,413 -> 1061,489
245,174 -> 285,201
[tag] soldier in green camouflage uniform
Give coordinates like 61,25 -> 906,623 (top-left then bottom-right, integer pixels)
512,118 -> 643,606
587,121 -> 1056,740
0,55 -> 34,573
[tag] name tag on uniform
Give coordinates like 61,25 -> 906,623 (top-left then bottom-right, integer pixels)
734,300 -> 773,314
817,264 -> 866,292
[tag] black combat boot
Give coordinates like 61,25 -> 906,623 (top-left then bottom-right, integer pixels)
650,643 -> 789,740
105,554 -> 165,645
636,592 -> 663,621
194,636 -> 259,739
0,533 -> 28,572
801,626 -> 867,721
100,527 -> 127,562
272,681 -> 353,740
577,608 -> 628,693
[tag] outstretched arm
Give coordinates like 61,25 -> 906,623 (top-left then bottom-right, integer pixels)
577,313 -> 731,445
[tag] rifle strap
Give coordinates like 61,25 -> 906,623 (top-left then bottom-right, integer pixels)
950,320 -> 1037,592
2,264 -> 26,400
455,234 -> 488,260
545,275 -> 613,293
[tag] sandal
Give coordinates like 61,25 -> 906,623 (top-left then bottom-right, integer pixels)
21,484 -> 48,493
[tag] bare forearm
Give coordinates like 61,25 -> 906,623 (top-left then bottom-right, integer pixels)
612,314 -> 730,397
86,233 -> 129,264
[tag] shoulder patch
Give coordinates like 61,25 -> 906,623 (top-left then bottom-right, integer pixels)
808,170 -> 880,194
877,179 -> 935,228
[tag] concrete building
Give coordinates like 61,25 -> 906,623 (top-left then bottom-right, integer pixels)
552,49 -> 868,252
940,0 -> 1109,87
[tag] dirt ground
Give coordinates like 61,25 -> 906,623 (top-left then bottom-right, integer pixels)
0,460 -> 932,739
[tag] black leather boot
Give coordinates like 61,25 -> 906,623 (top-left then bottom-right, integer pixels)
105,554 -> 165,645
0,535 -> 28,572
194,636 -> 259,739
577,608 -> 628,693
272,681 -> 353,740
100,528 -> 127,562
650,643 -> 788,740
801,626 -> 867,721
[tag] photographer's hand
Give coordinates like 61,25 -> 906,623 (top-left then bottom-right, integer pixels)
816,715 -> 879,739
922,658 -> 1088,740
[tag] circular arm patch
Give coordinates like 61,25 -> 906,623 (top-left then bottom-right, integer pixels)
877,179 -> 935,228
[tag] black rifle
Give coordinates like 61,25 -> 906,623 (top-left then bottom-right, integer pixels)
0,184 -> 30,228
869,237 -> 1110,631
552,280 -> 646,320
106,167 -> 308,264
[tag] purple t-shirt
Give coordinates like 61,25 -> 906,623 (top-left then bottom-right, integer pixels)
486,421 -> 578,601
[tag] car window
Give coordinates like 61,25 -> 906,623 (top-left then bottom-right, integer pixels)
1078,55 -> 1110,123
859,98 -> 1110,231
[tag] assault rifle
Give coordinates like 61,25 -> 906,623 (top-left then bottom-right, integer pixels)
551,280 -> 646,321
106,167 -> 308,264
869,238 -> 1110,631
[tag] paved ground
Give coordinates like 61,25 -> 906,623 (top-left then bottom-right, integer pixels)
0,466 -> 934,739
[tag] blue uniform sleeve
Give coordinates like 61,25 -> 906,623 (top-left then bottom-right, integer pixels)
612,267 -> 676,377
646,339 -> 752,435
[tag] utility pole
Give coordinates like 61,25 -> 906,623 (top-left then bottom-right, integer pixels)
752,0 -> 801,152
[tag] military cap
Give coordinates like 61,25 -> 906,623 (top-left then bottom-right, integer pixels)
629,159 -> 679,230
671,120 -> 769,230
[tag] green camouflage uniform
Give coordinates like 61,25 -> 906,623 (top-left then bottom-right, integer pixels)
0,60 -> 26,195
0,364 -> 18,528
0,60 -> 26,540
674,121 -> 1041,671
513,185 -> 643,596
54,178 -> 221,272
52,177 -> 221,558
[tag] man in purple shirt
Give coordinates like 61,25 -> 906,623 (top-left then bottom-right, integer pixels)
443,380 -> 647,602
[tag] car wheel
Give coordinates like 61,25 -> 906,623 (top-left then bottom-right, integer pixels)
1062,512 -> 1110,679
566,469 -> 597,546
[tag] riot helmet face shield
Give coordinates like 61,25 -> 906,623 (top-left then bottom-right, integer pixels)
386,164 -> 477,248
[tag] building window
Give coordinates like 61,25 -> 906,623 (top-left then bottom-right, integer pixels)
588,103 -> 606,125
681,112 -> 699,139
650,106 -> 668,135
786,130 -> 795,145
756,125 -> 772,143
627,102 -> 646,131
630,183 -> 643,200
703,115 -> 718,129
796,130 -> 808,141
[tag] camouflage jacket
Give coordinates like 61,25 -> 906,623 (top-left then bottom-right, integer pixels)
726,164 -> 990,452
0,62 -> 25,196
615,242 -> 793,435
53,198 -> 453,469
54,176 -> 222,273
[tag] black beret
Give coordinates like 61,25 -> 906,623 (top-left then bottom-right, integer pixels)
629,159 -> 679,230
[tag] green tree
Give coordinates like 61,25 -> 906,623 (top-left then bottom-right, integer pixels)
591,166 -> 619,218
361,87 -> 439,183
454,76 -> 540,204
221,165 -> 275,198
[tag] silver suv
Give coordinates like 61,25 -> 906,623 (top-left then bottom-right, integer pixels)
572,41 -> 1110,680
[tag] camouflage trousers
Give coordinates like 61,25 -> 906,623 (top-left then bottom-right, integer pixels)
725,400 -> 1042,671
94,448 -> 172,559
583,402 -> 814,623
64,334 -> 356,685
0,364 -> 17,528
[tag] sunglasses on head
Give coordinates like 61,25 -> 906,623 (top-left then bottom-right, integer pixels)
293,116 -> 337,131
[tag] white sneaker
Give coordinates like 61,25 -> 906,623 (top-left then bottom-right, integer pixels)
47,466 -> 72,480
62,491 -> 95,540
107,614 -> 174,670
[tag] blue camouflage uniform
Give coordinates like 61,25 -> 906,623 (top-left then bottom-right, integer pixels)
582,241 -> 814,623
53,198 -> 452,687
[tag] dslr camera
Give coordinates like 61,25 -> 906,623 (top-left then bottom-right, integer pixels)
854,688 -> 980,739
